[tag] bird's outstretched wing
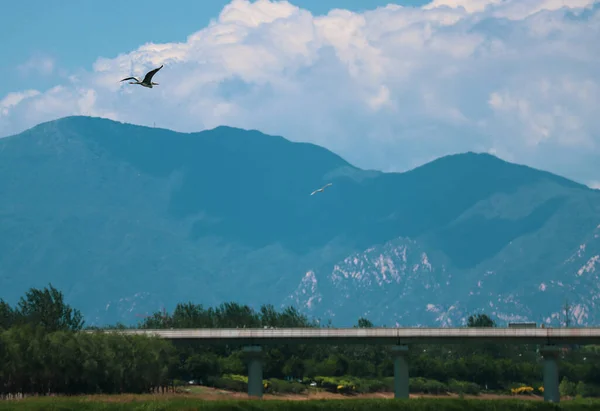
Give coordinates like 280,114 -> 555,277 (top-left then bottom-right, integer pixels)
143,65 -> 164,83
310,182 -> 332,196
120,77 -> 139,82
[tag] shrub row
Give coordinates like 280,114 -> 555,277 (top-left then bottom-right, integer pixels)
206,375 -> 306,395
197,373 -> 600,400
205,374 -> 486,396
0,326 -> 174,395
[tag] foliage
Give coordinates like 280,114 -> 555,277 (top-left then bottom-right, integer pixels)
409,377 -> 448,395
265,378 -> 306,394
207,376 -> 247,392
0,325 -> 174,395
2,285 -> 600,398
560,377 -> 577,397
448,379 -> 480,395
0,300 -> 14,330
356,318 -> 374,328
140,302 -> 317,330
576,381 -> 587,398
467,314 -> 496,328
2,284 -> 83,332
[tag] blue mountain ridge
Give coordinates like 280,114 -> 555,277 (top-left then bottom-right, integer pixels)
0,116 -> 599,327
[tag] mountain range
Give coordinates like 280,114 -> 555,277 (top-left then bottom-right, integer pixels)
1,116 -> 599,327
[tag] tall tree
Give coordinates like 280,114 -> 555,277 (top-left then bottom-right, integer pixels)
0,299 -> 14,329
467,313 -> 496,328
356,317 -> 374,328
16,284 -> 84,332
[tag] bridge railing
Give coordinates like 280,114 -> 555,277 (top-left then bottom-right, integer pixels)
85,327 -> 600,345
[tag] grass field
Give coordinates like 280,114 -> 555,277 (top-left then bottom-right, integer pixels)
178,386 -> 546,401
1,390 -> 600,411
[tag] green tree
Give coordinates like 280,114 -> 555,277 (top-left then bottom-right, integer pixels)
559,376 -> 576,397
467,313 -> 496,328
356,317 -> 374,328
171,302 -> 207,328
260,304 -> 280,327
576,381 -> 587,398
282,355 -> 305,379
184,352 -> 221,382
219,352 -> 245,375
0,299 -> 14,329
5,283 -> 600,397
15,284 -> 84,332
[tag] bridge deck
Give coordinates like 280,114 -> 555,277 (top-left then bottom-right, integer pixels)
89,327 -> 600,345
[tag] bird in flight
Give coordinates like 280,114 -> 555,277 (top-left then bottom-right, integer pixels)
310,183 -> 333,196
120,65 -> 163,88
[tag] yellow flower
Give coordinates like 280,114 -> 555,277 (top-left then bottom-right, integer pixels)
511,386 -> 534,395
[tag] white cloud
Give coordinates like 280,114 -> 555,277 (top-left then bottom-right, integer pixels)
17,54 -> 56,76
0,90 -> 40,116
589,181 -> 600,190
1,0 -> 599,184
423,0 -> 503,13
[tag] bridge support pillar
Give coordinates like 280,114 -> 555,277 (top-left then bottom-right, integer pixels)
392,345 -> 409,399
243,345 -> 263,398
540,345 -> 560,403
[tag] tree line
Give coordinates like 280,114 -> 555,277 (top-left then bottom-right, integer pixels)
1,284 -> 600,397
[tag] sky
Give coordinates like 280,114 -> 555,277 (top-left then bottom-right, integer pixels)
1,0 -> 599,187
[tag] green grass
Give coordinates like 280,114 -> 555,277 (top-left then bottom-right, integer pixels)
1,398 -> 600,411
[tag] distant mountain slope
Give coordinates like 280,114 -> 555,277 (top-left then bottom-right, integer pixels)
1,116 -> 598,326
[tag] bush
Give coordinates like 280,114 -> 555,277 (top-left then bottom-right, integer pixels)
355,378 -> 388,394
207,377 -> 247,392
409,377 -> 448,395
223,374 -> 248,383
311,376 -> 394,395
205,374 -> 252,392
265,378 -> 306,394
172,379 -> 187,387
576,381 -> 587,398
448,379 -> 480,395
313,376 -> 356,394
560,377 -> 577,397
573,381 -> 600,398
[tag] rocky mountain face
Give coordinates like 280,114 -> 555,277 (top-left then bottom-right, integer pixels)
289,183 -> 600,327
1,116 -> 599,327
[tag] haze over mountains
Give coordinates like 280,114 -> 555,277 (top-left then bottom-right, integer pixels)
1,116 -> 599,327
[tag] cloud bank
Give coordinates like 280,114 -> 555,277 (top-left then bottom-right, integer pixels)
1,0 -> 599,185
17,54 -> 56,77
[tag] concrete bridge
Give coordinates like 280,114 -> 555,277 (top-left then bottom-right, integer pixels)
92,327 -> 600,402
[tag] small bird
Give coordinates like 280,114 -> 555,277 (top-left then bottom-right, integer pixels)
120,65 -> 163,88
310,183 -> 333,196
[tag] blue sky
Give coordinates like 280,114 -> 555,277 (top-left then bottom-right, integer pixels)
1,0 -> 599,187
